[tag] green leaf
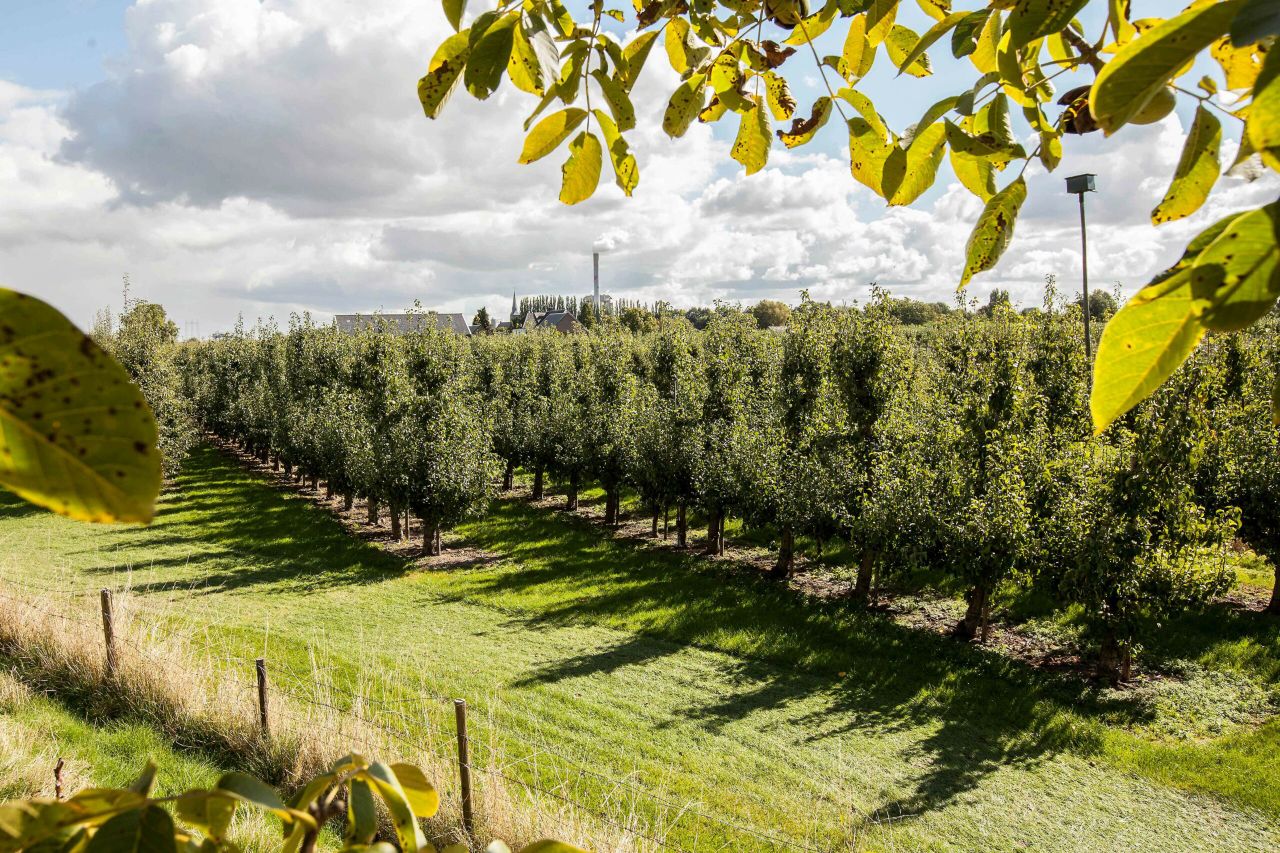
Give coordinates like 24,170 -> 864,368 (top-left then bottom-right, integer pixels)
594,110 -> 639,196
128,763 -> 158,796
443,0 -> 466,32
347,779 -> 377,845
1247,43 -> 1280,171
0,289 -> 161,523
559,131 -> 603,204
85,805 -> 176,853
884,25 -> 931,77
950,149 -> 996,200
1189,201 -> 1280,331
895,12 -> 966,77
389,763 -> 440,819
951,10 -> 991,59
591,71 -> 635,132
883,122 -> 946,206
519,109 -> 587,164
362,763 -> 427,853
731,97 -> 772,175
1090,269 -> 1205,434
464,12 -> 518,100
663,74 -> 706,138
777,97 -> 831,148
944,120 -> 1024,167
959,176 -> 1027,287
1007,0 -> 1090,50
175,793 -> 236,843
622,31 -> 659,90
1090,0 -> 1243,134
1151,105 -> 1221,224
418,31 -> 471,119
1230,0 -> 1280,46
214,772 -> 310,827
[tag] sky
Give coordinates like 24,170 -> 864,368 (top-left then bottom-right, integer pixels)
0,0 -> 1275,336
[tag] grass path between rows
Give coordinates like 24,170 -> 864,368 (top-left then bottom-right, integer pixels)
1,444 -> 1277,851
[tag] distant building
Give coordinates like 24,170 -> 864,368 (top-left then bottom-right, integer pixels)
518,309 -> 581,334
334,312 -> 472,336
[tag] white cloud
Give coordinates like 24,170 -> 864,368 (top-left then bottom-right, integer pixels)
0,0 -> 1276,333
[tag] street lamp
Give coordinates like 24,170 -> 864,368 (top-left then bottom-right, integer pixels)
1066,173 -> 1096,370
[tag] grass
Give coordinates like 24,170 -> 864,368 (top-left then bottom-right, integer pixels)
0,442 -> 1277,851
0,667 -> 286,849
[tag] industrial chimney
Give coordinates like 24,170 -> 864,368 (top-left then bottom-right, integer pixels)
593,251 -> 600,322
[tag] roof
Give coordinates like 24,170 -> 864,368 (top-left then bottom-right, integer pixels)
334,312 -> 471,336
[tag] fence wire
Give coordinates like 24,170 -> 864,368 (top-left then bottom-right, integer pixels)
0,574 -> 831,853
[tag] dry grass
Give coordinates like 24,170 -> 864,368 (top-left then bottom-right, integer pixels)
0,579 -> 660,852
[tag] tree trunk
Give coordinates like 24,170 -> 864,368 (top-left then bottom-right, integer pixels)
284,460 -> 293,478
343,492 -> 354,512
651,506 -> 659,537
772,526 -> 794,579
663,505 -> 670,540
367,498 -> 379,525
390,505 -> 402,540
424,524 -> 442,556
310,473 -> 318,491
853,550 -> 874,601
1268,572 -> 1280,615
1097,631 -> 1133,685
677,503 -> 687,548
532,467 -> 544,500
566,472 -> 579,510
956,583 -> 989,642
718,514 -> 726,555
604,487 -> 619,526
705,511 -> 721,555
502,460 -> 514,491
324,481 -> 333,500
272,455 -> 280,472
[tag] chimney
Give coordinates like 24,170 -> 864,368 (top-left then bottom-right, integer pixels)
593,252 -> 600,321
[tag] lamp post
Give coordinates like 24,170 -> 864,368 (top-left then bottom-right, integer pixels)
1066,173 -> 1097,372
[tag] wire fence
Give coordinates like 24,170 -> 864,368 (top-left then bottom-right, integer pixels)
0,575 -> 834,853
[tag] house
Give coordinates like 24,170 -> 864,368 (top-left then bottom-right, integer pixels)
334,312 -> 472,336
517,309 -> 582,334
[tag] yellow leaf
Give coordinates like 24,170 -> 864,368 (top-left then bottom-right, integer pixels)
1152,105 -> 1221,224
884,25 -> 931,77
559,130 -> 603,204
418,31 -> 470,119
730,97 -> 771,175
0,289 -> 161,523
959,176 -> 1027,287
519,109 -> 587,164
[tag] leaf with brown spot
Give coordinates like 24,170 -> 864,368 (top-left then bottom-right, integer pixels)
959,176 -> 1027,287
0,288 -> 161,523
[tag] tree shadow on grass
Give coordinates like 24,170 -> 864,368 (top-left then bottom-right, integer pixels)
59,445 -> 406,595
453,499 -> 1149,822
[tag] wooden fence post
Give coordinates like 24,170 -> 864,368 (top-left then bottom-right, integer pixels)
454,698 -> 474,835
256,658 -> 270,738
99,590 -> 117,679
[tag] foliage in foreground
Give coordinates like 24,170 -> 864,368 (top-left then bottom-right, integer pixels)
418,0 -> 1280,432
0,757 -> 580,853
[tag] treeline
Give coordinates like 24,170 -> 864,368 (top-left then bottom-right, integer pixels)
175,294 -> 1279,683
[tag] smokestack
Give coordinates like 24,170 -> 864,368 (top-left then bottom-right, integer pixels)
593,252 -> 600,321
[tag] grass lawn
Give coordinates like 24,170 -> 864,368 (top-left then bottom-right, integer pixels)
0,443 -> 1277,851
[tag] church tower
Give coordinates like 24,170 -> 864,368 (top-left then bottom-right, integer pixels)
510,289 -> 518,325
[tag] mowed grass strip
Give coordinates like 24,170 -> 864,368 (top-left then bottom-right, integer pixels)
0,443 -> 1277,851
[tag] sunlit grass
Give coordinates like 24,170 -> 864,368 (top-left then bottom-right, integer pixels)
0,443 -> 1277,850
